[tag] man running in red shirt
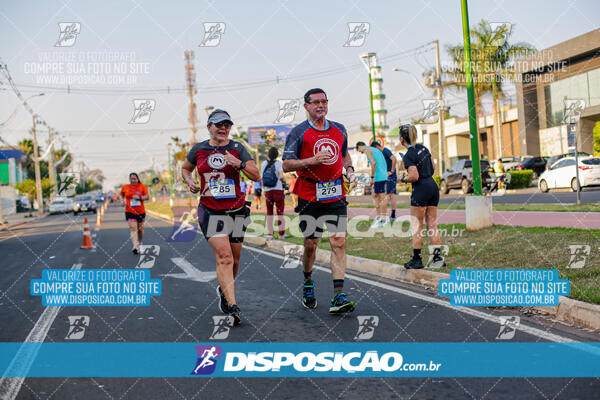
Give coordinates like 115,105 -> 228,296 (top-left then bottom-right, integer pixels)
283,88 -> 356,313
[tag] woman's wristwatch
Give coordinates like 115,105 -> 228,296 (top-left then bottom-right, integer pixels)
238,160 -> 246,170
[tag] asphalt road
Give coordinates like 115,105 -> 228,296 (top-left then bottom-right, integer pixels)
1,206 -> 599,399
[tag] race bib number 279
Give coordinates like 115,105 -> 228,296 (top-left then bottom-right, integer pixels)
316,179 -> 342,201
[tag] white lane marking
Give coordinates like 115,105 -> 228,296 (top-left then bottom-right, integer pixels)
244,246 -> 576,344
162,258 -> 217,282
0,264 -> 82,400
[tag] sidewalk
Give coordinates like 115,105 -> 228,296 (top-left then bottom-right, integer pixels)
0,212 -> 46,230
246,205 -> 600,229
346,208 -> 600,229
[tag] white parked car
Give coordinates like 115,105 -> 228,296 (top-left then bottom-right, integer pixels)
538,156 -> 600,192
49,199 -> 69,214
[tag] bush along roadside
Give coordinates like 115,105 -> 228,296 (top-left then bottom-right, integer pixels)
507,169 -> 534,189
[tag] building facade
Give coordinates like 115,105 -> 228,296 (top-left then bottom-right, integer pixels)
515,29 -> 600,157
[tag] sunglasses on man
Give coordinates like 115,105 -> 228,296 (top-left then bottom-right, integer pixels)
213,121 -> 233,128
308,99 -> 328,106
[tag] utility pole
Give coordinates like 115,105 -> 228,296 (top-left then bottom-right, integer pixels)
32,116 -> 44,215
434,40 -> 447,172
574,122 -> 581,205
184,51 -> 198,145
47,128 -> 56,200
168,144 -> 174,207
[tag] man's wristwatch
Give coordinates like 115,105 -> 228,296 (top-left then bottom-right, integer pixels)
239,160 -> 246,170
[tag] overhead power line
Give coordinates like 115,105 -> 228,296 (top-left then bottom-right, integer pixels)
10,43 -> 435,95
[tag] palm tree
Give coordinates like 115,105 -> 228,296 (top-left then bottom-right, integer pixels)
444,20 -> 535,158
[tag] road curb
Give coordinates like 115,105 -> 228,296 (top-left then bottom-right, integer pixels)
0,213 -> 47,231
147,208 -> 600,332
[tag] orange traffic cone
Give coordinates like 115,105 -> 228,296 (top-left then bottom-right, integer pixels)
96,211 -> 103,226
81,217 -> 94,249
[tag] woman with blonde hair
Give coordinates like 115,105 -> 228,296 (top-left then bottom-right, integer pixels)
398,124 -> 445,269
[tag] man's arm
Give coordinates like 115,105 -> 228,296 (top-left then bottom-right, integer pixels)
366,149 -> 376,182
283,152 -> 329,172
390,155 -> 397,176
342,152 -> 354,172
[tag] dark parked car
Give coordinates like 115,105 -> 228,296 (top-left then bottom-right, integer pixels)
439,159 -> 492,194
514,156 -> 547,178
73,194 -> 97,215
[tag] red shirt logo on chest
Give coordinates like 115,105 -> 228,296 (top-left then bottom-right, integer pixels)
313,138 -> 339,165
207,153 -> 227,169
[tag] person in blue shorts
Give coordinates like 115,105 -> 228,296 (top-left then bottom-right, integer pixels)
374,141 -> 398,221
356,141 -> 388,228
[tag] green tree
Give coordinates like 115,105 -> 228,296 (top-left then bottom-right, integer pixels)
53,148 -> 72,174
170,136 -> 189,162
14,178 -> 55,210
17,138 -> 49,179
444,20 -> 535,158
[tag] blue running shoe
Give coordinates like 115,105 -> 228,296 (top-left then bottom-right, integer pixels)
302,279 -> 317,309
329,292 -> 355,313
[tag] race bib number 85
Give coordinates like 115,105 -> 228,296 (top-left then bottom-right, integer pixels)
316,179 -> 342,201
209,178 -> 236,199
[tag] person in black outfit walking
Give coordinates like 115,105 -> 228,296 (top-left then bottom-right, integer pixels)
398,124 -> 446,269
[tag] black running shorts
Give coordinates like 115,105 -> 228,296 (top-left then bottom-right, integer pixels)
296,197 -> 347,239
125,212 -> 145,223
410,177 -> 440,207
197,204 -> 250,243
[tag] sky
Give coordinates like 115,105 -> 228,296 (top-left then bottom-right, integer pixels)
1,0 -> 599,189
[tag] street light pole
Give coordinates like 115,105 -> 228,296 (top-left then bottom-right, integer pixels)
367,68 -> 377,143
434,39 -> 447,173
360,53 -> 377,143
461,0 -> 482,195
32,116 -> 44,215
0,93 -> 44,127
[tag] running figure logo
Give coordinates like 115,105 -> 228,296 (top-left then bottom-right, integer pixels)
489,23 -> 512,47
191,345 -> 222,375
209,316 -> 231,340
354,316 -> 379,340
281,244 -> 303,269
496,316 -> 519,340
426,245 -> 449,268
274,99 -> 301,124
55,22 -> 81,47
65,316 -> 89,340
199,23 -> 225,47
562,99 -> 586,124
136,245 -> 160,269
129,99 -> 156,124
343,23 -> 370,47
57,172 -> 79,197
422,99 -> 441,123
169,208 -> 198,242
567,245 -> 591,269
